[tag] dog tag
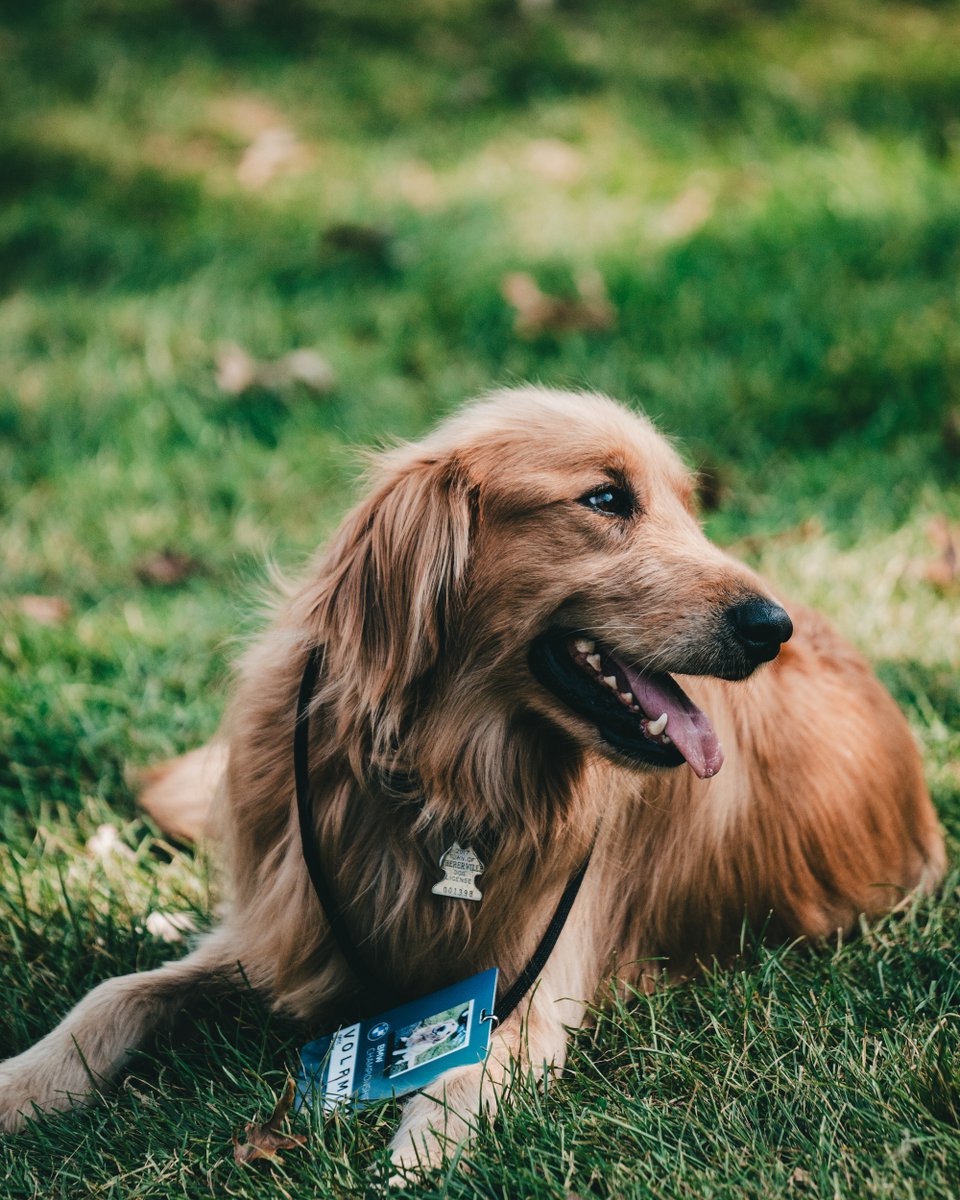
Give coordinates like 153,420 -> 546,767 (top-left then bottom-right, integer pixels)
431,842 -> 484,902
296,968 -> 499,1111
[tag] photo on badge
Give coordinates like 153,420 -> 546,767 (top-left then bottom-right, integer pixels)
295,969 -> 498,1112
384,999 -> 473,1078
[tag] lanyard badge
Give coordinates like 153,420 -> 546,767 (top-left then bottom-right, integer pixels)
296,969 -> 499,1111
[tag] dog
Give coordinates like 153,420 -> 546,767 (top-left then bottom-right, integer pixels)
0,387 -> 944,1175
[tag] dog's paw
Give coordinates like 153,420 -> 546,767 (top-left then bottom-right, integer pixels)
0,1104 -> 28,1134
0,1051 -> 82,1133
387,1140 -> 444,1190
0,1061 -> 42,1133
386,1088 -> 473,1186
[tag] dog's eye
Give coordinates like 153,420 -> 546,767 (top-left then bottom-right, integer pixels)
579,485 -> 634,518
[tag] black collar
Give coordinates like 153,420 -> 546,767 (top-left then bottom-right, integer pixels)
294,644 -> 595,1025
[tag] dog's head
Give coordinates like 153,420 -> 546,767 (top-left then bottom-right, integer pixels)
313,387 -> 790,788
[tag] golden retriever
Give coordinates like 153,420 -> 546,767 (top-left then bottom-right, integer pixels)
0,387 -> 944,1174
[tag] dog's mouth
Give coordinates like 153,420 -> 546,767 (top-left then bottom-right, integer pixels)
529,633 -> 724,778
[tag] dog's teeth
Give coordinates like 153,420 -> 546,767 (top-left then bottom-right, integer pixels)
586,654 -> 602,672
661,734 -> 672,745
647,713 -> 668,737
574,638 -> 596,654
602,675 -> 618,690
619,691 -> 634,705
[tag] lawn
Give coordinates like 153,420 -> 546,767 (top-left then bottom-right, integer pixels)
1,0 -> 960,1195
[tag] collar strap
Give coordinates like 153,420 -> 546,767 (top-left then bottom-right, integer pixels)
294,645 -> 595,1025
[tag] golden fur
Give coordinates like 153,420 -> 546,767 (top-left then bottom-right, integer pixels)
0,387 -> 944,1174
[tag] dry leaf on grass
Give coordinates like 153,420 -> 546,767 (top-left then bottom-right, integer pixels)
15,595 -> 72,626
236,127 -> 309,189
135,550 -> 203,587
656,184 -> 714,241
207,94 -> 289,141
393,160 -> 441,209
730,517 -> 824,558
942,406 -> 960,459
215,343 -> 336,396
501,269 -> 615,337
921,515 -> 960,590
233,1078 -> 307,1166
277,349 -> 337,392
695,460 -> 729,513
321,222 -> 392,264
522,138 -> 583,184
215,343 -> 259,395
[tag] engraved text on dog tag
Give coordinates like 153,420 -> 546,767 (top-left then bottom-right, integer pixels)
431,842 -> 484,902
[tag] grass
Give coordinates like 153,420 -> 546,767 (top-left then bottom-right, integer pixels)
1,0 -> 960,1195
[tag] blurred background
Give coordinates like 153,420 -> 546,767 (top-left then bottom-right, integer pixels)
4,0 -> 960,860
2,3 -> 960,1193
4,0 -> 960,865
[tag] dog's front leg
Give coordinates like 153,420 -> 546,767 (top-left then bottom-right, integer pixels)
387,994 -> 576,1182
0,931 -> 237,1131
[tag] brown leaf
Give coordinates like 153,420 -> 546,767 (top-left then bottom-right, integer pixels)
15,595 -> 72,626
656,184 -> 714,241
695,460 -> 728,513
393,160 -> 441,210
321,222 -> 392,263
215,342 -> 259,395
501,269 -> 615,337
942,406 -> 960,459
233,1078 -> 307,1166
215,343 -> 336,396
236,127 -> 309,190
272,349 -> 337,393
730,518 -> 824,558
135,551 -> 203,587
207,94 -> 289,140
522,138 -> 583,184
922,515 -> 960,590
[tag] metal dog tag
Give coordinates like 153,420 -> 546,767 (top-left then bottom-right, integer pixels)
431,842 -> 484,902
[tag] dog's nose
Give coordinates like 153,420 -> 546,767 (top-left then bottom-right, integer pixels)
727,598 -> 793,663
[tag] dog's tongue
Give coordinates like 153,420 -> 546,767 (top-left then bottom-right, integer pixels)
618,663 -> 724,779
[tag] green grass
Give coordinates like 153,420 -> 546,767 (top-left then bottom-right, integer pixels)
2,0 -> 960,1195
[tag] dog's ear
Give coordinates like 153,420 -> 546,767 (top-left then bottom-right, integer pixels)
313,452 -> 474,717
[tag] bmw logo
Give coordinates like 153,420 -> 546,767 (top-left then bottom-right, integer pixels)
368,1022 -> 390,1041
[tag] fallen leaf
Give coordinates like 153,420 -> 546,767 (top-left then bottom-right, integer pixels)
274,349 -> 337,393
695,460 -> 728,513
656,184 -> 714,241
234,1078 -> 307,1166
501,269 -> 615,337
135,550 -> 203,587
215,343 -> 337,397
322,222 -> 392,263
921,515 -> 960,589
523,138 -> 583,184
789,1166 -> 813,1189
142,133 -> 223,178
215,343 -> 259,395
729,517 -> 824,557
393,160 -> 441,210
145,911 -> 198,944
15,595 -> 71,626
207,94 -> 289,140
236,127 -> 308,190
942,406 -> 960,459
